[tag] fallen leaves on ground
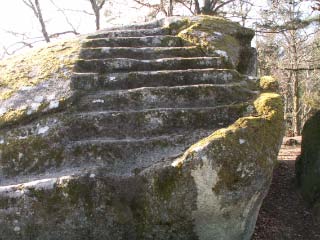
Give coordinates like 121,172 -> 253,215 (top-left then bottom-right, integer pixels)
252,140 -> 320,240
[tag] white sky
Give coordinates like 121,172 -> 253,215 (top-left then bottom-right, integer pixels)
0,0 -> 315,57
0,0 -> 153,56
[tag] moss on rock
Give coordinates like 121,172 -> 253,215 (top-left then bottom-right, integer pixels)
174,88 -> 283,169
0,39 -> 81,127
260,76 -> 279,91
0,107 -> 29,128
175,15 -> 254,69
0,39 -> 80,99
153,167 -> 180,200
0,134 -> 64,176
167,18 -> 191,34
170,76 -> 283,239
173,77 -> 283,196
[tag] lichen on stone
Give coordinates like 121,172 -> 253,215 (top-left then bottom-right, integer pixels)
166,18 -> 191,34
0,39 -> 81,100
0,133 -> 64,177
171,15 -> 256,77
0,107 -> 28,127
170,76 -> 283,239
173,88 -> 283,167
175,16 -> 254,68
172,76 -> 283,188
260,76 -> 279,91
0,39 -> 81,127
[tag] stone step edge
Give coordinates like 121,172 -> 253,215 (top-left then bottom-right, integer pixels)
80,46 -> 200,51
0,169 -> 94,194
79,82 -> 256,96
70,134 -> 184,144
81,35 -> 180,41
70,69 -> 247,91
101,18 -> 164,31
73,104 -> 249,117
0,160 -> 169,195
78,46 -> 205,58
72,68 -> 241,76
86,26 -> 171,37
93,26 -> 168,33
0,132 -> 192,189
0,132 -> 203,187
76,56 -> 223,62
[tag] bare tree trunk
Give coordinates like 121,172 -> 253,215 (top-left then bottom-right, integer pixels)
198,0 -> 236,15
168,0 -> 173,16
202,0 -> 213,14
49,0 -> 80,35
292,70 -> 301,135
95,10 -> 100,30
291,28 -> 301,136
22,0 -> 50,42
194,0 -> 201,14
89,0 -> 106,30
34,0 -> 50,42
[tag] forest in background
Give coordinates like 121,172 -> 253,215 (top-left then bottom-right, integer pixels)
0,0 -> 319,136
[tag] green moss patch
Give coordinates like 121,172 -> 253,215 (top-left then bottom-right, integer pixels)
0,97 -> 69,129
174,80 -> 284,192
0,39 -> 81,101
0,135 -> 64,176
167,18 -> 191,34
153,167 -> 181,200
0,107 -> 29,128
176,16 -> 254,67
260,76 -> 279,91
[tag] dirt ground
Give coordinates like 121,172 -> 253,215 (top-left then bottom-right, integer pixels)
252,137 -> 320,240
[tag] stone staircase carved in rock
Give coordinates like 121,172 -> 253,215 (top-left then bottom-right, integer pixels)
0,16 -> 283,240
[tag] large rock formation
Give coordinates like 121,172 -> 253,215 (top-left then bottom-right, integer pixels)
296,110 -> 320,220
0,16 -> 283,239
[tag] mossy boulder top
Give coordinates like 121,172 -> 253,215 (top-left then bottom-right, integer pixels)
0,16 -> 283,240
0,40 -> 81,128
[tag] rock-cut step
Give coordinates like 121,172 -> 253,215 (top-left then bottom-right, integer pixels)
76,84 -> 257,111
82,36 -> 187,48
86,27 -> 171,39
74,57 -> 227,74
79,46 -> 205,60
0,134 -> 196,178
101,20 -> 162,31
71,69 -> 244,91
65,134 -> 196,174
64,105 -> 248,140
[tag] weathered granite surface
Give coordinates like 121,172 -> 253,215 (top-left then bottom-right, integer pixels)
296,110 -> 320,221
0,16 -> 283,239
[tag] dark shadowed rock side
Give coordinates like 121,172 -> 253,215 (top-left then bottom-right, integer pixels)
0,16 -> 283,239
296,110 -> 320,221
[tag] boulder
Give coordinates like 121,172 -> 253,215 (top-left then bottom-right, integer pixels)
0,16 -> 283,239
296,111 -> 320,220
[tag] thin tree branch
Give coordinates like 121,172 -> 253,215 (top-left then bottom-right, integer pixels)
283,66 -> 320,71
49,0 -> 80,35
22,0 -> 39,18
98,0 -> 106,10
58,8 -> 94,16
49,31 -> 79,38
